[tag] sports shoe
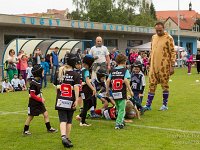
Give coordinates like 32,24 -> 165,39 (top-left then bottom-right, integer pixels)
115,124 -> 124,129
143,105 -> 152,111
80,122 -> 91,127
122,121 -> 126,127
159,105 -> 168,111
47,127 -> 58,133
23,130 -> 31,135
140,107 -> 145,115
76,115 -> 82,121
62,138 -> 73,148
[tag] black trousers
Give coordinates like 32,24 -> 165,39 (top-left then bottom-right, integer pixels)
79,97 -> 94,123
197,62 -> 200,73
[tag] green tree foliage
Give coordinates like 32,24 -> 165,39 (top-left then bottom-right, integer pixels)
132,0 -> 156,26
150,2 -> 157,20
87,0 -> 113,22
71,0 -> 156,27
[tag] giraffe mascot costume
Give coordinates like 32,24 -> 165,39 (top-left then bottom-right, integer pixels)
144,24 -> 176,111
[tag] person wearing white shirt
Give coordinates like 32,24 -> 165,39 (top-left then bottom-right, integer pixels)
136,53 -> 143,64
19,74 -> 27,91
26,63 -> 33,81
1,77 -> 13,93
181,50 -> 188,67
89,36 -> 111,79
11,74 -> 21,91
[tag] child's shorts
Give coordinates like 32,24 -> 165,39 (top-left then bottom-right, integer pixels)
28,103 -> 46,116
58,110 -> 74,124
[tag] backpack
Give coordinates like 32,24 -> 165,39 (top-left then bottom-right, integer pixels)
4,61 -> 9,71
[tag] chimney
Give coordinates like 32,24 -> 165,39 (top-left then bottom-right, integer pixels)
189,1 -> 192,11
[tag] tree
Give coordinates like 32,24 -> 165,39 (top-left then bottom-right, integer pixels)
150,2 -> 157,20
131,0 -> 156,27
71,0 -> 156,27
87,0 -> 113,22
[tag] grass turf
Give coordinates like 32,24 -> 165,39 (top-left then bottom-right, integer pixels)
0,68 -> 200,150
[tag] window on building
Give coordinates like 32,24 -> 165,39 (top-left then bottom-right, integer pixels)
127,40 -> 143,47
104,39 -> 118,47
186,42 -> 193,54
193,24 -> 200,32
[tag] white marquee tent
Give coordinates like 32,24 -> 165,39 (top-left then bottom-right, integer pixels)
133,42 -> 185,51
198,40 -> 200,50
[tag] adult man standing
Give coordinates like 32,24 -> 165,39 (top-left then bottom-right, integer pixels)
143,22 -> 176,111
50,47 -> 59,83
89,36 -> 110,79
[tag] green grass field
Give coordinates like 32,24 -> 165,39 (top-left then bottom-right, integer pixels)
1,68 -> 200,150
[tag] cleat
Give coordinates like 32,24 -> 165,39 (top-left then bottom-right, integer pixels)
143,105 -> 152,111
62,138 -> 73,148
80,122 -> 91,127
47,127 -> 58,133
140,107 -> 145,115
115,124 -> 124,129
122,121 -> 126,127
159,105 -> 168,111
23,130 -> 31,135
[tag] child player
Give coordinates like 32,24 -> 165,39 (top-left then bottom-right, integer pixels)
76,54 -> 96,126
73,57 -> 83,112
130,61 -> 145,114
2,77 -> 13,92
11,74 -> 21,91
41,57 -> 49,88
55,53 -> 80,148
19,74 -> 27,91
23,64 -> 57,135
26,62 -> 33,83
91,69 -> 115,117
106,54 -> 133,129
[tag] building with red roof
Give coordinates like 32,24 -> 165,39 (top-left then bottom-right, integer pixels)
157,9 -> 200,31
156,2 -> 200,53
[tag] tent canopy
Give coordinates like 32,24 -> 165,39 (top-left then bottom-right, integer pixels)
198,40 -> 200,49
2,38 -> 91,64
2,38 -> 91,77
133,42 -> 185,51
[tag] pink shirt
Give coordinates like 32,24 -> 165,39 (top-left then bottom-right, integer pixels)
187,55 -> 193,63
20,58 -> 28,70
143,58 -> 148,67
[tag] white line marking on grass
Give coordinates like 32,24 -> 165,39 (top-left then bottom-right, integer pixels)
0,110 -> 27,115
127,124 -> 200,134
89,119 -> 200,135
1,111 -> 200,135
190,83 -> 200,85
